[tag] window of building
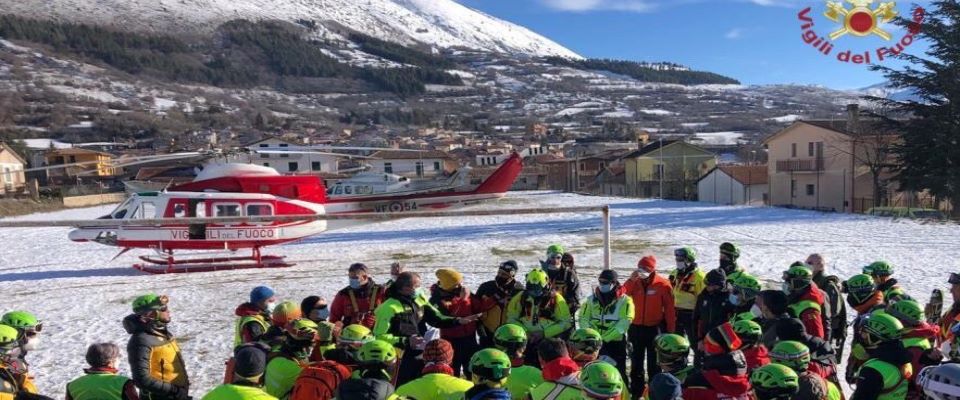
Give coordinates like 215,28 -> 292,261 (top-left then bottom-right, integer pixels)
433,161 -> 441,171
288,162 -> 298,171
655,164 -> 664,179
384,162 -> 393,173
791,179 -> 797,197
580,162 -> 585,171
280,153 -> 289,158
415,162 -> 424,177
808,142 -> 815,157
262,162 -> 270,167
260,153 -> 269,158
312,161 -> 321,171
279,143 -> 288,148
791,143 -> 797,157
259,143 -> 269,147
806,184 -> 815,196
816,142 -> 824,158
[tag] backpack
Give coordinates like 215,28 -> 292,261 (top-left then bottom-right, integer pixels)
290,360 -> 352,400
820,276 -> 846,341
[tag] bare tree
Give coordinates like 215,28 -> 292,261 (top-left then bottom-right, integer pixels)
824,106 -> 901,208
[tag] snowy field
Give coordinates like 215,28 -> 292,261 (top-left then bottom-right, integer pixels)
2,191 -> 959,396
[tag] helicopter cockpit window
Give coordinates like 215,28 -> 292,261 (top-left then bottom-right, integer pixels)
356,185 -> 372,195
344,186 -> 352,195
214,204 -> 241,217
173,204 -> 187,218
131,202 -> 156,219
246,204 -> 273,216
111,197 -> 134,219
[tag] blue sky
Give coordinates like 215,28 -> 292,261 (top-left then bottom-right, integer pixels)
459,0 -> 932,89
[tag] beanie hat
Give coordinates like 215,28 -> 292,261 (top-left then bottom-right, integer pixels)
233,343 -> 269,379
638,256 -> 657,273
436,268 -> 464,291
704,322 -> 742,355
706,268 -> 727,287
301,295 -> 325,316
650,373 -> 683,400
759,290 -> 789,315
599,269 -> 619,282
775,318 -> 808,341
423,339 -> 455,365
250,286 -> 275,305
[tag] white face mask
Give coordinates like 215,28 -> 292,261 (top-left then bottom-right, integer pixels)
750,304 -> 763,318
637,270 -> 651,280
265,301 -> 277,312
676,261 -> 686,270
22,337 -> 39,351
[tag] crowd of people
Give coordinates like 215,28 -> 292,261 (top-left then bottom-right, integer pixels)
4,243 -> 960,400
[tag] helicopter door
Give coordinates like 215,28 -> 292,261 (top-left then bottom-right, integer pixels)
188,199 -> 207,240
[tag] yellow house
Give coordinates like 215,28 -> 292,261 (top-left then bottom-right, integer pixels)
45,148 -> 118,178
623,140 -> 716,199
0,143 -> 27,195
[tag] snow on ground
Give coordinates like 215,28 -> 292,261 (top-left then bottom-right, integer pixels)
767,114 -> 801,123
692,131 -> 745,146
639,109 -> 676,116
681,122 -> 709,128
2,191 -> 959,396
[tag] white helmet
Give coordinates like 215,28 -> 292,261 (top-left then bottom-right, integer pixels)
919,364 -> 960,400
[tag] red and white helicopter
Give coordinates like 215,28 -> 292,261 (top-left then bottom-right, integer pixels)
66,152 -> 523,273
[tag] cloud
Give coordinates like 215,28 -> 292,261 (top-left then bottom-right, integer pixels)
538,0 -> 657,12
725,28 -> 744,39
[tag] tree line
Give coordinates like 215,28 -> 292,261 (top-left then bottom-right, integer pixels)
543,56 -> 740,85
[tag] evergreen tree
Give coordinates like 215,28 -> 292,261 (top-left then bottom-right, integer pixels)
870,1 -> 960,216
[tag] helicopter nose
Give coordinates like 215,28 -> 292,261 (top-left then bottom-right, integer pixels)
68,228 -> 94,242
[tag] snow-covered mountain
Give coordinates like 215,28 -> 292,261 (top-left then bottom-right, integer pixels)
857,82 -> 922,102
0,0 -> 580,58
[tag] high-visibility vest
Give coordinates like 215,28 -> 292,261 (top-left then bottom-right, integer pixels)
859,359 -> 912,400
234,314 -> 269,348
66,372 -> 130,400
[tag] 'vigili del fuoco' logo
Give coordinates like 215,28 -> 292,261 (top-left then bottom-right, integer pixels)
798,0 -> 925,64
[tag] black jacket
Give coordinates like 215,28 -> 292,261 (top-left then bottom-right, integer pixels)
813,272 -> 847,342
851,340 -> 912,400
123,314 -> 189,400
693,289 -> 732,340
541,264 -> 580,315
334,371 -> 396,400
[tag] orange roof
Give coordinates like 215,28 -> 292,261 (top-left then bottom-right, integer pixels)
717,165 -> 767,185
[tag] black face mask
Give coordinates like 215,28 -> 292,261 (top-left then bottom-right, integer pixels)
496,275 -> 513,287
526,284 -> 545,298
719,259 -> 736,273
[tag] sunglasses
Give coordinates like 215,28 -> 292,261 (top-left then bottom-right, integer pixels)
550,255 -> 563,260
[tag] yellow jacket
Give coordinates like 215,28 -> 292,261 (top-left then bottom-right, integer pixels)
578,292 -> 635,342
669,268 -> 706,311
506,291 -> 571,339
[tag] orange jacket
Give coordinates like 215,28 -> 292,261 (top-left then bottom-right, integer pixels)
623,273 -> 676,332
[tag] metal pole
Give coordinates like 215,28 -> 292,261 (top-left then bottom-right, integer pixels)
602,205 -> 611,270
658,138 -> 663,199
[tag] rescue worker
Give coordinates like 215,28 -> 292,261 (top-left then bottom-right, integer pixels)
751,364 -> 800,400
0,311 -> 40,394
669,247 -> 705,343
807,253 -> 847,360
300,296 -> 330,323
624,255 -> 676,396
938,273 -> 960,345
681,322 -> 753,400
330,263 -> 384,329
885,299 -> 942,399
844,274 -> 887,383
733,320 -> 769,372
728,274 -> 762,323
395,339 -> 473,400
783,264 -> 827,340
384,262 -> 403,294
464,349 -> 512,400
864,261 -> 908,304
322,324 -> 372,368
769,341 -> 829,400
578,268 -> 634,385
493,324 -> 544,399
580,361 -> 626,400
568,328 -> 602,367
540,245 -> 580,317
201,343 -> 275,400
263,302 -> 301,351
234,286 -> 276,349
124,294 -> 189,400
654,334 -> 694,383
334,340 -> 400,400
757,290 -> 793,350
0,324 -> 35,397
66,343 -> 139,400
851,313 -> 913,400
718,242 -> 747,283
429,267 -> 483,378
694,268 -> 731,359
774,318 -> 837,383
475,260 -> 524,348
373,271 -> 476,385
264,318 -> 319,398
648,373 -> 682,400
506,268 -> 571,367
309,321 -> 338,363
527,338 -> 582,400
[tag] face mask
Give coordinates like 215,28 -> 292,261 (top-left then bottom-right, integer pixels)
546,262 -> 560,271
527,285 -> 545,298
728,293 -> 741,306
265,301 -> 277,312
312,308 -> 330,321
599,284 -> 614,293
782,281 -> 792,294
676,261 -> 687,270
22,337 -> 39,351
720,259 -> 735,272
495,275 -> 513,287
349,278 -> 362,289
414,287 -> 426,298
637,271 -> 651,280
750,304 -> 763,318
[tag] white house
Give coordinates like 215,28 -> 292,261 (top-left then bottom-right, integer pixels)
368,150 -> 454,178
475,145 -> 547,166
697,165 -> 768,205
246,137 -> 339,175
0,143 -> 27,195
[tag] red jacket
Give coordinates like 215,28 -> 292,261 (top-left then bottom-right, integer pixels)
791,284 -> 826,340
623,273 -> 676,332
742,345 -> 770,372
329,282 -> 384,329
904,322 -> 941,397
429,284 -> 484,339
682,369 -> 756,400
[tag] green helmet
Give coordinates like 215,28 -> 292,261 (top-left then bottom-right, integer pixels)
0,324 -> 20,351
887,299 -> 925,327
526,268 -> 548,286
783,265 -> 813,291
732,274 -> 761,301
494,324 -> 527,355
863,312 -> 904,345
285,318 -> 319,342
469,348 -> 512,381
733,320 -> 762,344
581,361 -> 625,398
0,311 -> 40,333
751,363 -> 800,400
340,324 -> 373,347
674,247 -> 696,262
358,339 -> 398,364
865,261 -> 894,277
546,244 -> 565,258
845,274 -> 877,304
770,340 -> 811,372
654,334 -> 690,364
570,328 -> 603,355
132,293 -> 169,314
720,242 -> 741,259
